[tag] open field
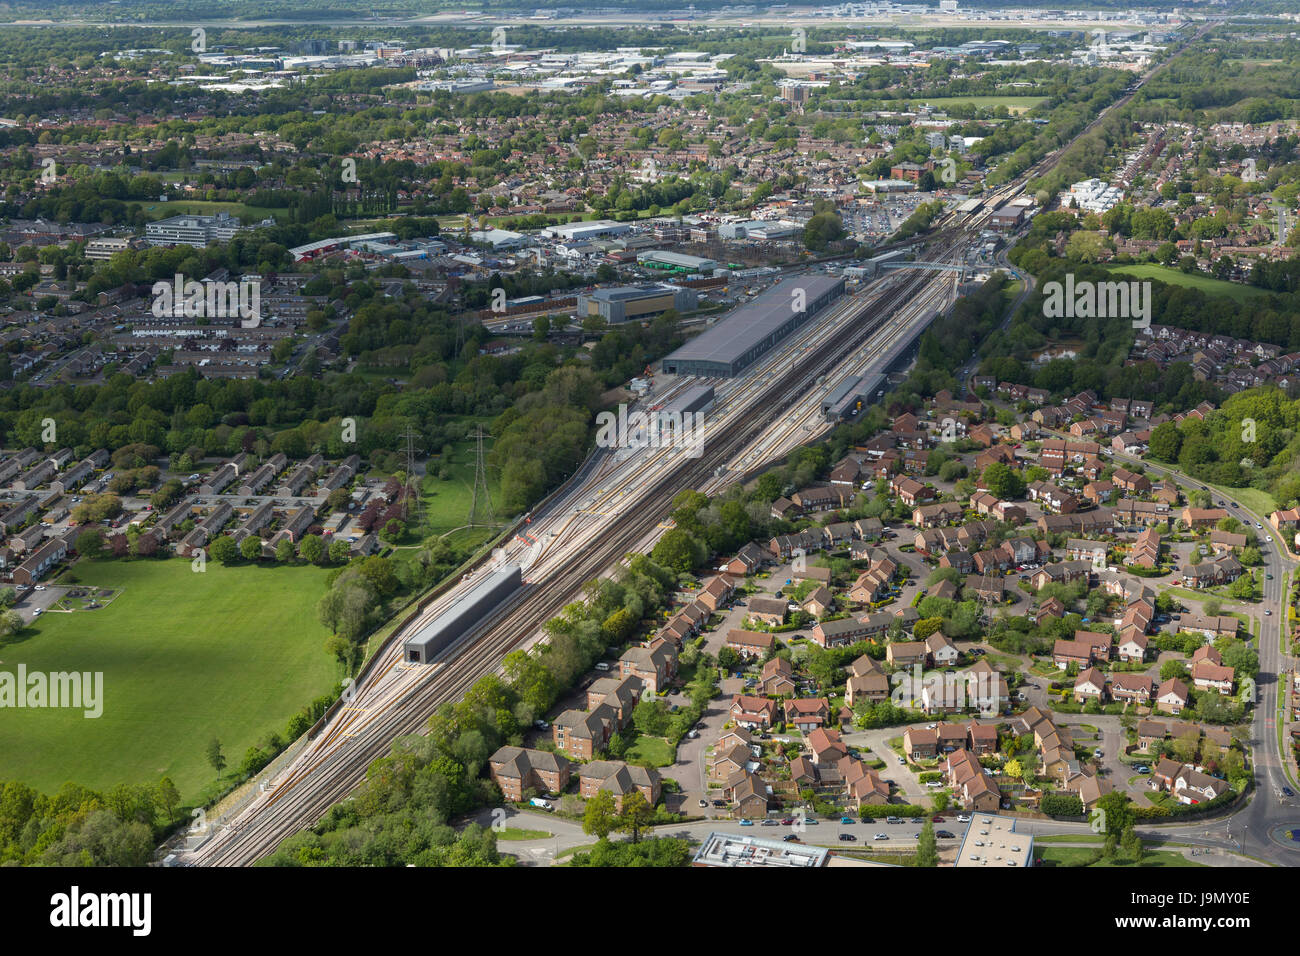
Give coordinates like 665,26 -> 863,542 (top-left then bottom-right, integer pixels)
0,558 -> 338,800
418,429 -> 504,540
1034,846 -> 1206,867
625,734 -> 676,767
909,95 -> 1047,113
1108,264 -> 1271,304
140,199 -> 289,224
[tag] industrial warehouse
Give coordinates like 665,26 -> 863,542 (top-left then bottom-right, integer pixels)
660,275 -> 846,378
575,283 -> 697,324
403,563 -> 523,664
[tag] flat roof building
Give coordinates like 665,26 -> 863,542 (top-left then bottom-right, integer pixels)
576,284 -> 697,324
953,813 -> 1034,867
146,212 -> 270,248
543,219 -> 631,241
692,831 -> 828,868
660,275 -> 845,378
636,250 -> 719,274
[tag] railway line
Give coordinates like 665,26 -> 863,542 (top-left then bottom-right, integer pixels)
190,223 -> 978,866
188,72 -> 1133,863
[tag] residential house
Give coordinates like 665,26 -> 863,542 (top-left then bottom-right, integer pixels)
488,746 -> 572,801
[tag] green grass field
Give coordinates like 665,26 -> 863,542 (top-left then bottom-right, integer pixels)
1034,846 -> 1206,867
0,558 -> 339,800
140,199 -> 289,224
496,827 -> 552,841
1108,264 -> 1271,305
913,95 -> 1047,114
625,735 -> 676,767
419,431 -> 504,541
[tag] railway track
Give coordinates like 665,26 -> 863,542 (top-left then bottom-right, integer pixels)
197,228 -> 975,866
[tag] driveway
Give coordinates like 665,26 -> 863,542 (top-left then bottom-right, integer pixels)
842,728 -> 931,803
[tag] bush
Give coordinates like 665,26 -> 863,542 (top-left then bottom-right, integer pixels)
1040,793 -> 1084,817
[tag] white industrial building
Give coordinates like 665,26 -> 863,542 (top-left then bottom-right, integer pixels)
542,219 -> 631,241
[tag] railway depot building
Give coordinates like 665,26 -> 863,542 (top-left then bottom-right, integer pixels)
660,275 -> 846,377
575,284 -> 697,324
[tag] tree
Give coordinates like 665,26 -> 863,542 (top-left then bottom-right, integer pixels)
582,791 -> 619,839
981,461 -> 1024,499
0,610 -> 23,639
1149,421 -> 1182,462
209,535 -> 238,564
1160,659 -> 1188,681
275,537 -> 295,562
1094,791 -> 1134,837
618,790 -> 654,844
156,777 -> 181,824
299,534 -> 325,565
1228,574 -> 1256,601
1120,825 -> 1143,862
329,539 -> 351,564
205,738 -> 226,774
240,535 -> 263,561
915,819 -> 938,867
75,527 -> 105,559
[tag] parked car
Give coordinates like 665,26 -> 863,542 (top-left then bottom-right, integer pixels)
761,819 -> 779,827
873,833 -> 889,841
739,819 -> 753,826
957,814 -> 971,823
839,832 -> 857,842
783,834 -> 800,842
711,799 -> 726,808
840,816 -> 856,825
697,799 -> 708,809
1136,765 -> 1151,774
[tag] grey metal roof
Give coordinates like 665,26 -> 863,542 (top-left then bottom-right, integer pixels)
662,275 -> 843,369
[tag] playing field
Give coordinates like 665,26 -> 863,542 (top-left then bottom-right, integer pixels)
1108,264 -> 1270,304
0,558 -> 339,800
